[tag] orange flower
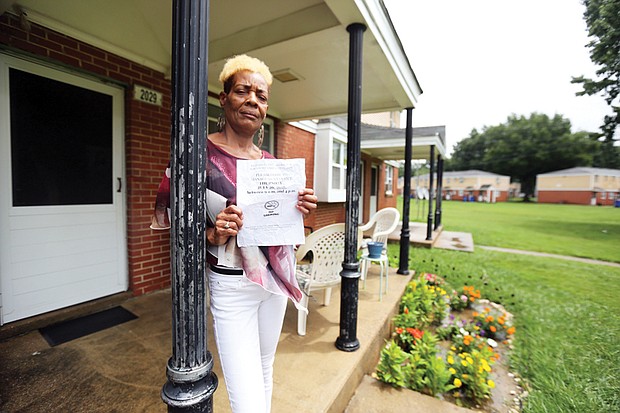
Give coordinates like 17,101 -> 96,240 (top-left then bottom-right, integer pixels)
404,307 -> 409,314
472,312 -> 479,317
396,327 -> 404,334
490,326 -> 497,333
486,316 -> 494,323
406,328 -> 424,340
507,326 -> 516,335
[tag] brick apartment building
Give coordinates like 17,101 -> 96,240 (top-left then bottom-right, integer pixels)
417,170 -> 511,202
536,167 -> 620,205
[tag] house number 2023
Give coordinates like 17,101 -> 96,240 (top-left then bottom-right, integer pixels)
133,85 -> 162,107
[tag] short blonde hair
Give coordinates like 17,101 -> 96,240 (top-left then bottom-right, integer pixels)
218,55 -> 273,91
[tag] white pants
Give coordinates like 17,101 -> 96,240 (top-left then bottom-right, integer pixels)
208,269 -> 287,413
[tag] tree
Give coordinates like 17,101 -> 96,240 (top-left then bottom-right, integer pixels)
449,113 -> 600,200
571,0 -> 620,167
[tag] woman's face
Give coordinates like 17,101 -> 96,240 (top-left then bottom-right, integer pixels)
220,70 -> 269,135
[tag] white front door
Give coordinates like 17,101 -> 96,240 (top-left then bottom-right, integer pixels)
359,161 -> 364,223
370,165 -> 378,217
0,55 -> 127,325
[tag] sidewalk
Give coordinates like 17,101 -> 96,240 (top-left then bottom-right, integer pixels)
479,245 -> 620,267
0,264 -> 469,413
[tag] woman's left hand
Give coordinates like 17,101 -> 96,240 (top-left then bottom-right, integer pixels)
297,188 -> 318,218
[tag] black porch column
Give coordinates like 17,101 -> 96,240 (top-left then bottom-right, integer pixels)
434,155 -> 443,230
397,108 -> 413,275
161,1 -> 217,412
336,22 -> 366,353
425,145 -> 435,241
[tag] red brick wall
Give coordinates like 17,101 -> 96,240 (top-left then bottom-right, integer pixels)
313,203 -> 346,230
537,191 -> 593,205
597,192 -> 619,206
1,14 -> 171,296
274,121 -> 318,230
443,190 -> 509,202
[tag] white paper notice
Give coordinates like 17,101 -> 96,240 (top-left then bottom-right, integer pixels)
236,158 -> 306,247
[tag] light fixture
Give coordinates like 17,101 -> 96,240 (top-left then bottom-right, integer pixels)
272,68 -> 304,83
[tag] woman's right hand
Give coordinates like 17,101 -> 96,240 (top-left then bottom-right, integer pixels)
208,204 -> 243,245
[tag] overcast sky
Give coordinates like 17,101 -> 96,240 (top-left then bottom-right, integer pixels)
383,0 -> 611,155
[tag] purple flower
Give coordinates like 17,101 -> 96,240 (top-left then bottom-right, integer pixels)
480,330 -> 486,337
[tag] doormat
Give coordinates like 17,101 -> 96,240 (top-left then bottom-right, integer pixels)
39,306 -> 138,347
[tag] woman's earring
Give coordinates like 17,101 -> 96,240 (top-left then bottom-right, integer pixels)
217,113 -> 226,132
257,124 -> 265,148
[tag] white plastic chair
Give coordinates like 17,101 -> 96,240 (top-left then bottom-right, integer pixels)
358,207 -> 400,300
295,223 -> 361,336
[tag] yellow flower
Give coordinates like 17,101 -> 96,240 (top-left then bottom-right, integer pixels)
447,356 -> 454,364
462,374 -> 469,380
451,346 -> 457,351
461,360 -> 468,367
488,379 -> 495,388
466,357 -> 474,365
454,378 -> 462,388
449,368 -> 456,375
481,359 -> 491,372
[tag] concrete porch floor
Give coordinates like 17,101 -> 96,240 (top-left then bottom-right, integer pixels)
0,264 -> 473,412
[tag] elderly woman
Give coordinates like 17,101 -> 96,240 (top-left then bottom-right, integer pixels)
153,55 -> 317,413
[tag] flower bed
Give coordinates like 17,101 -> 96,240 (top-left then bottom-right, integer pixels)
375,272 -> 522,410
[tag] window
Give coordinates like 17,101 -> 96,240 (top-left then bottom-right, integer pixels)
331,139 -> 347,190
10,68 -> 112,206
601,192 -> 606,200
458,190 -> 464,196
385,165 -> 393,195
313,121 -> 347,202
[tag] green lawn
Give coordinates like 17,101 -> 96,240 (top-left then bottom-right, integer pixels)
385,198 -> 620,411
396,197 -> 620,263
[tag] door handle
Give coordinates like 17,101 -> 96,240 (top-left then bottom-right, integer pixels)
117,177 -> 122,193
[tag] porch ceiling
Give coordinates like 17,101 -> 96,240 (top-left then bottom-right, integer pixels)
1,0 -> 422,121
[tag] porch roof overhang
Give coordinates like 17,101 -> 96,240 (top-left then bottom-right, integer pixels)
1,0 -> 423,121
360,123 -> 447,162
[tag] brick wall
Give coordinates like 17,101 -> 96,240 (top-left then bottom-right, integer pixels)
275,121 -> 320,230
313,202 -> 346,229
1,14 -> 172,296
537,190 -> 593,205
